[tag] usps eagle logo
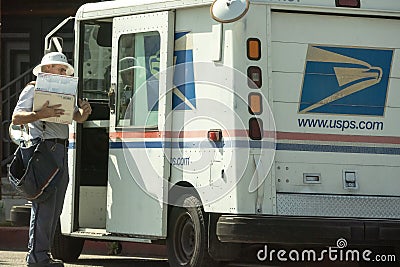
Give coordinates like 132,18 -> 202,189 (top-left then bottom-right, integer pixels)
299,45 -> 393,116
173,32 -> 196,110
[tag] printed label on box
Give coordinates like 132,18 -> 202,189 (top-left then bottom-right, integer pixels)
33,73 -> 78,124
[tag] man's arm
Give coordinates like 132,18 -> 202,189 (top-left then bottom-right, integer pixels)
73,98 -> 92,123
12,101 -> 64,125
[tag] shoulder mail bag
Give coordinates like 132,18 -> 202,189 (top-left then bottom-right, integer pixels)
8,123 -> 61,202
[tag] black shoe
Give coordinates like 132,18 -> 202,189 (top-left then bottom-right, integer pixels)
27,258 -> 64,267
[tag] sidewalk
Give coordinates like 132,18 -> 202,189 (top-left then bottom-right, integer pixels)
0,226 -> 167,258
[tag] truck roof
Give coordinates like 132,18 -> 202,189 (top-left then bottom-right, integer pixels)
76,0 -> 213,20
76,0 -> 400,20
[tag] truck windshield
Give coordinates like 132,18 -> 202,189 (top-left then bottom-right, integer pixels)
80,22 -> 112,100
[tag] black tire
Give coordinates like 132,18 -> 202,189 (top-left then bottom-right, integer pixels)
167,195 -> 219,267
51,221 -> 84,262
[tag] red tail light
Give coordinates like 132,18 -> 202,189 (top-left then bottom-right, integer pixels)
208,129 -> 222,142
335,0 -> 360,8
249,118 -> 263,140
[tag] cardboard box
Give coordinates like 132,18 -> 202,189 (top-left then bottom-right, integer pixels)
33,73 -> 78,124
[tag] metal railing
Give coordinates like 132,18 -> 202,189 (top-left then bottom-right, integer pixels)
1,67 -> 34,172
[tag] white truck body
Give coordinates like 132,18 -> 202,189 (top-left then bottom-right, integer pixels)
53,0 -> 400,265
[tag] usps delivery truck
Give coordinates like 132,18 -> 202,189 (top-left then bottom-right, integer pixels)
48,0 -> 400,266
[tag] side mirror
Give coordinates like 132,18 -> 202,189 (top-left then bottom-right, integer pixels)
43,17 -> 74,54
45,36 -> 64,54
210,0 -> 249,23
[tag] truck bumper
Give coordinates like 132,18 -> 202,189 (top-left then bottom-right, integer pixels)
216,215 -> 400,245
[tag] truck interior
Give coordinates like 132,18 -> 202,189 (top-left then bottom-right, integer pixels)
74,20 -> 112,230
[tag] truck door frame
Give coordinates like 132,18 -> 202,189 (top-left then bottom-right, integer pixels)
106,11 -> 174,237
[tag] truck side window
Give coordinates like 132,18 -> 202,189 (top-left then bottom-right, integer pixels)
117,32 -> 160,127
81,22 -> 112,100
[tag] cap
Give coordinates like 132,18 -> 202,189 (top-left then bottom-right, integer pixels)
32,52 -> 74,76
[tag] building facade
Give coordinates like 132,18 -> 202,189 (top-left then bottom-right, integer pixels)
0,0 -> 99,176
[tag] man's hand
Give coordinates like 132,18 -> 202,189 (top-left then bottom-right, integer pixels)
11,101 -> 64,125
78,98 -> 92,117
36,101 -> 65,119
73,98 -> 92,123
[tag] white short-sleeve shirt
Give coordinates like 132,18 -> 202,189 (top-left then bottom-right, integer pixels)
13,84 -> 71,140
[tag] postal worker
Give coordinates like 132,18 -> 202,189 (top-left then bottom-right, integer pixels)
12,52 -> 92,267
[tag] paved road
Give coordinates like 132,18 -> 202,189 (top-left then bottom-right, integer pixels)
1,249 -> 397,267
0,251 -> 170,267
0,250 -> 357,267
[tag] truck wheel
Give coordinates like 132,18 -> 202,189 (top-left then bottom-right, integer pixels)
167,195 -> 219,267
51,221 -> 84,262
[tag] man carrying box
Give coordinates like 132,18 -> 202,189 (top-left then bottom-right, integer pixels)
33,72 -> 79,125
12,52 -> 92,267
